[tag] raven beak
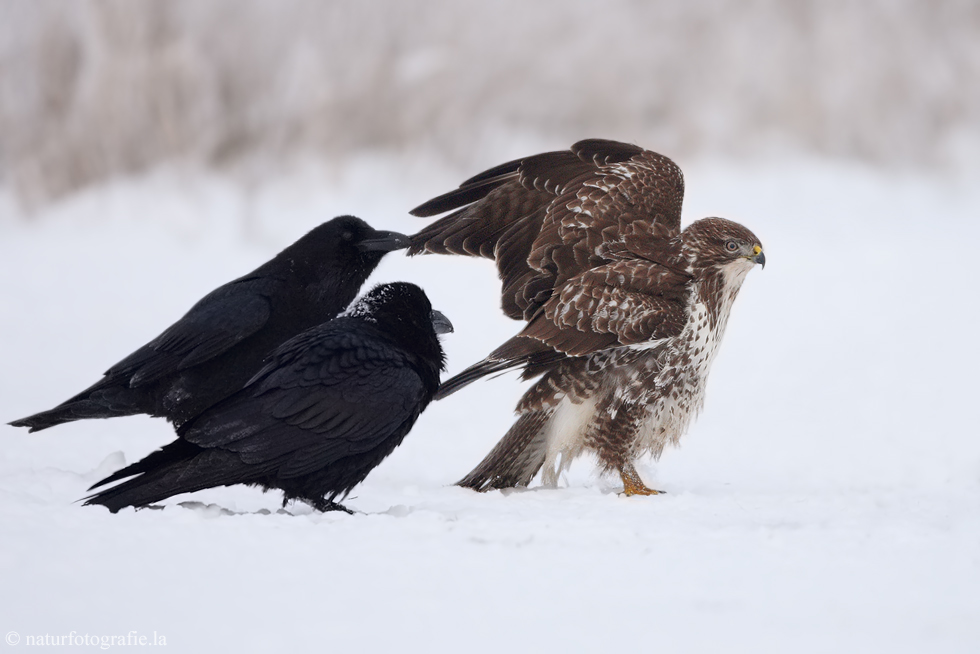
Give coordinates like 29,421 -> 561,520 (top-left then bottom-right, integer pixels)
430,310 -> 454,334
750,245 -> 765,269
357,230 -> 412,252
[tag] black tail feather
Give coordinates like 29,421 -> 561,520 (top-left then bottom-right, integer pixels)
9,384 -> 141,433
10,402 -> 131,433
8,412 -> 64,433
87,439 -> 201,491
83,444 -> 246,513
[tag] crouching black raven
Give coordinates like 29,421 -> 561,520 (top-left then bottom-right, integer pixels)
10,216 -> 409,432
83,282 -> 451,513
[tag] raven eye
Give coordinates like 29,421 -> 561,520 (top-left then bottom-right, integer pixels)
725,240 -> 738,252
341,231 -> 354,241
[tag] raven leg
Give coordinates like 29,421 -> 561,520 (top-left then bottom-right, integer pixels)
281,494 -> 355,514
619,462 -> 666,496
309,497 -> 355,514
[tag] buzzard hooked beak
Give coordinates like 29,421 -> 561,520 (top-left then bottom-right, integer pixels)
430,310 -> 454,334
749,245 -> 765,269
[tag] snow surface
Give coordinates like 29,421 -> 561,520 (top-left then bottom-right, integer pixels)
1,156 -> 979,652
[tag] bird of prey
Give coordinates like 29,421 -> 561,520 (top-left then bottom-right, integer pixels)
10,216 -> 410,432
84,282 -> 452,513
409,139 -> 764,495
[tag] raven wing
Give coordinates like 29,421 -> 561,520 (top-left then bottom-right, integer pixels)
180,322 -> 426,479
106,278 -> 274,388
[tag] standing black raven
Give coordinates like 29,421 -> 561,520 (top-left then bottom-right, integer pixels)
83,282 -> 451,513
10,216 -> 409,432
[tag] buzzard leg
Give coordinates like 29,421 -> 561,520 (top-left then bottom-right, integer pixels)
619,462 -> 666,496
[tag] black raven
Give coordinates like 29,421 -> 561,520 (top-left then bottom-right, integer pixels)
83,282 -> 451,513
10,216 -> 409,432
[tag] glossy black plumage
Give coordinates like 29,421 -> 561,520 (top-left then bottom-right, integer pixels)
84,282 -> 451,513
10,216 -> 410,432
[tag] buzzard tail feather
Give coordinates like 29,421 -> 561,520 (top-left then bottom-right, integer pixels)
434,358 -> 522,400
457,410 -> 551,491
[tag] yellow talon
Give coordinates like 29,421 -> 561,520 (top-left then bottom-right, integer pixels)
619,462 -> 666,496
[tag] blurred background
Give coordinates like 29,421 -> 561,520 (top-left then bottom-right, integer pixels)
3,4 -> 980,650
1,0 -> 978,208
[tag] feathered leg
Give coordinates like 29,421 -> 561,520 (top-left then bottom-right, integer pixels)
586,399 -> 666,496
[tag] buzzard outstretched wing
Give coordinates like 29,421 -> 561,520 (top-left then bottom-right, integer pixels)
412,139 -> 766,493
410,139 -> 686,321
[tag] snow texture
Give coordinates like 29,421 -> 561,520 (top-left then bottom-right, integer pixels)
1,155 -> 978,652
340,283 -> 396,324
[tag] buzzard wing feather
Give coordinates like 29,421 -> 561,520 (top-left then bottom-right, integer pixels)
436,258 -> 690,399
518,261 -> 689,356
410,140 -> 685,322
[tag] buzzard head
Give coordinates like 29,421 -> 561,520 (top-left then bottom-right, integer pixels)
682,218 -> 765,272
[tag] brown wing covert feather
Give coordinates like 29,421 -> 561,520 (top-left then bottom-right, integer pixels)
517,261 -> 690,356
409,139 -> 687,323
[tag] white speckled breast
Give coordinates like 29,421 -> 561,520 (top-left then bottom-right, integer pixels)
633,258 -> 754,458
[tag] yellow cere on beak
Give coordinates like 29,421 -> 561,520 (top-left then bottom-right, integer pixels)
753,245 -> 762,256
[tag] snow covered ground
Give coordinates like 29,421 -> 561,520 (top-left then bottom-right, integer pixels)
1,155 -> 978,652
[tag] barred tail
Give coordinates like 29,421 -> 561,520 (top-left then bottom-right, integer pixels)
456,410 -> 552,491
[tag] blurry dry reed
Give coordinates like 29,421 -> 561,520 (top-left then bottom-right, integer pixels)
1,0 -> 978,206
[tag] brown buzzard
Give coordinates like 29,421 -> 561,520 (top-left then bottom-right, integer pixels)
410,139 -> 764,494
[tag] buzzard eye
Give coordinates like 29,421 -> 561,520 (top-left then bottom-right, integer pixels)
725,240 -> 738,252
